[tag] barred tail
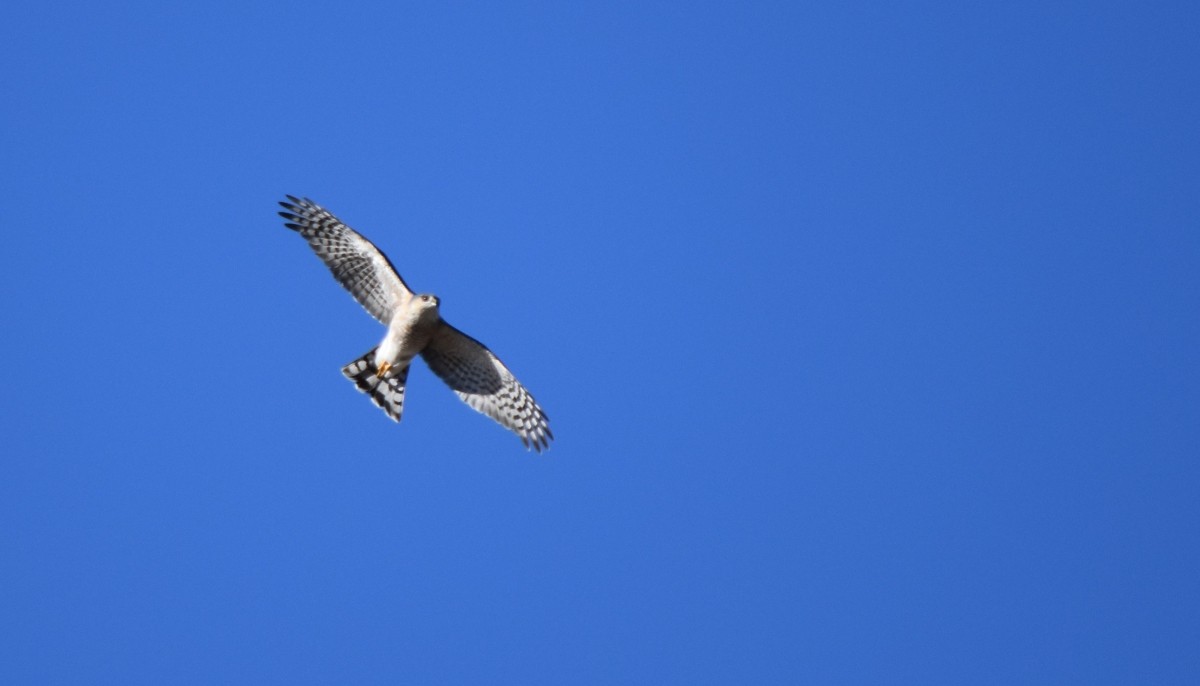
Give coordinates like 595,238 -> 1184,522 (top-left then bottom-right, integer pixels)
341,348 -> 410,422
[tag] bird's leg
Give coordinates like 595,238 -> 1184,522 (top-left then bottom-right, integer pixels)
377,360 -> 392,378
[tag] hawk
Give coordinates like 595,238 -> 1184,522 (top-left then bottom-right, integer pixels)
279,196 -> 553,452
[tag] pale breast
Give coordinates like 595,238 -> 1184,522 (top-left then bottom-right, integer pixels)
377,308 -> 440,366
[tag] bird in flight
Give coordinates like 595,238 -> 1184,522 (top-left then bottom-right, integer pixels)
279,196 -> 552,452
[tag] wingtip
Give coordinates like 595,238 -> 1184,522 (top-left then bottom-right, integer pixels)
279,195 -> 311,213
523,429 -> 553,454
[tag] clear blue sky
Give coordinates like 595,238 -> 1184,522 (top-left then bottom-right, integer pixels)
2,1 -> 1197,684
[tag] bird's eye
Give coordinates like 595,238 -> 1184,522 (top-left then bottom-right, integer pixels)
421,295 -> 429,302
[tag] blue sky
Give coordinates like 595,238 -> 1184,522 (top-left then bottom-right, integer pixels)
2,1 -> 1198,683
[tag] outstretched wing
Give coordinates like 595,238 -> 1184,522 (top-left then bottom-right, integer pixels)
279,195 -> 412,324
421,322 -> 553,452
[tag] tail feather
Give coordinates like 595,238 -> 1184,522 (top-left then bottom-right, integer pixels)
342,348 -> 410,422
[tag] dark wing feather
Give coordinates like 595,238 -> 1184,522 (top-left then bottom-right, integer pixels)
421,322 -> 553,452
279,196 -> 412,324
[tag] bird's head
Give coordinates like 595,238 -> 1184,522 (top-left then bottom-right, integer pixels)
416,293 -> 441,317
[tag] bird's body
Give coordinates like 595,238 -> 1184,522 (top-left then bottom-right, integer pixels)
375,293 -> 440,378
278,196 -> 553,452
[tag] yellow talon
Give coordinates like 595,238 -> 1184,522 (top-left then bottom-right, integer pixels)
377,361 -> 392,378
